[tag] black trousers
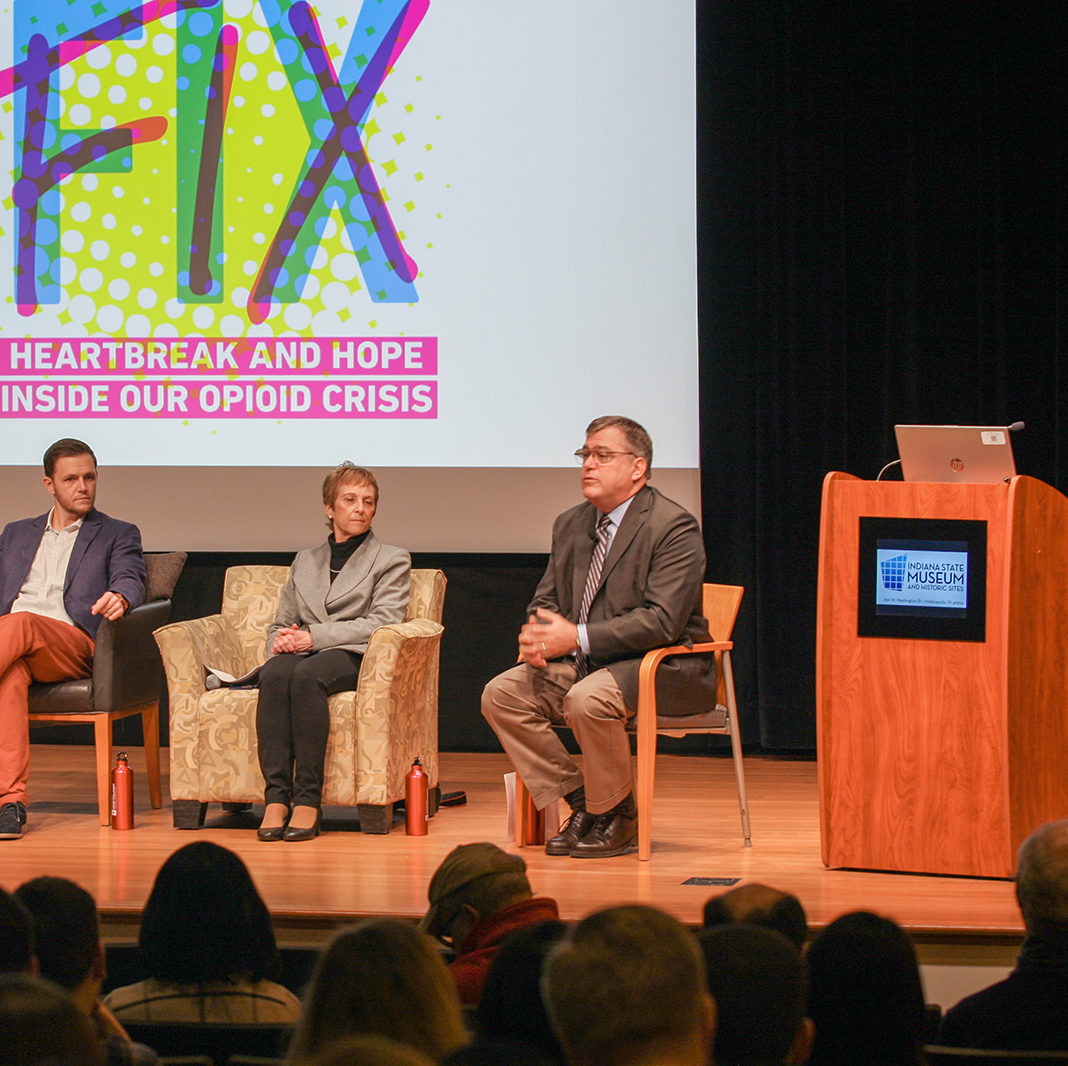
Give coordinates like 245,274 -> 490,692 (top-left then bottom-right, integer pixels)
256,648 -> 363,808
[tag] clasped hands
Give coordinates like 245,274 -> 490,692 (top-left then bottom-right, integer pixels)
518,608 -> 579,668
272,622 -> 314,654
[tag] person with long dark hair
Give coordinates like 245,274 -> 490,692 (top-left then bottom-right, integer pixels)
102,842 -> 299,1023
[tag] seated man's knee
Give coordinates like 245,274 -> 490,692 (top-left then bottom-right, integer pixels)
562,673 -> 625,727
481,671 -> 508,723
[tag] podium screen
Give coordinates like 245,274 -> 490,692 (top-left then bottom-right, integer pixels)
857,517 -> 987,641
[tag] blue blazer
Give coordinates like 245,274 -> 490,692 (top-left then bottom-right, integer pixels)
0,509 -> 146,639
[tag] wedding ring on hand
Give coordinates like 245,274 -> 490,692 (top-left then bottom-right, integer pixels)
540,642 -> 547,652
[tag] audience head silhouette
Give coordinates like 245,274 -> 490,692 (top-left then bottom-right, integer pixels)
14,877 -> 100,995
806,910 -> 926,1066
0,973 -> 104,1066
139,841 -> 279,983
543,904 -> 715,1066
472,918 -> 568,1063
698,923 -> 812,1066
420,842 -> 531,947
0,887 -> 34,974
289,917 -> 467,1063
1016,818 -> 1068,937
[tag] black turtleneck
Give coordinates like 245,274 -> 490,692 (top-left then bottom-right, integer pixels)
329,530 -> 370,584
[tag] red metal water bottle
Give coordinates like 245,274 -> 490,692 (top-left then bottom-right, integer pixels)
111,752 -> 134,830
405,757 -> 428,836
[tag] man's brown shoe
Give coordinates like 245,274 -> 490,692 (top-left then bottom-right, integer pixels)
545,809 -> 598,855
569,812 -> 638,858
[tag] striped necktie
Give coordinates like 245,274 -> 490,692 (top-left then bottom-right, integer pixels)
575,513 -> 612,678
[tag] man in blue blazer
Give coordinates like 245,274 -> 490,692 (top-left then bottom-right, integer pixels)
482,416 -> 715,858
0,439 -> 145,839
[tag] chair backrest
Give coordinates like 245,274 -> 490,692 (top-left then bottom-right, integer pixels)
702,583 -> 744,707
407,568 -> 447,623
222,565 -> 292,664
703,583 -> 744,642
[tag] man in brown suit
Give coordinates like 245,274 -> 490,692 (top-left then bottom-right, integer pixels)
482,415 -> 715,857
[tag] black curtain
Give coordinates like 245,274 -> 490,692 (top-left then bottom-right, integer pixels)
698,2 -> 1067,750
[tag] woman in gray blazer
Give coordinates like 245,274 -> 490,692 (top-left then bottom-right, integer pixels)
255,463 -> 411,841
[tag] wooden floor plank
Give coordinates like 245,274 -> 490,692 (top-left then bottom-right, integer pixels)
3,747 -> 1022,944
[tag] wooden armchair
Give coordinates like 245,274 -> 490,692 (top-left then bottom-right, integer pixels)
153,565 -> 446,831
515,583 -> 750,860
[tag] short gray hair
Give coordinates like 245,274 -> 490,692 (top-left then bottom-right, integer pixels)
1016,820 -> 1068,934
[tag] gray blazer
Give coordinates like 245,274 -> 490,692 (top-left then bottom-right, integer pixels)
528,484 -> 716,714
266,531 -> 411,656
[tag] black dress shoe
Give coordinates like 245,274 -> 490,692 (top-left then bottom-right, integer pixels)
257,805 -> 290,841
570,812 -> 638,858
283,809 -> 322,841
545,809 -> 598,855
0,801 -> 27,840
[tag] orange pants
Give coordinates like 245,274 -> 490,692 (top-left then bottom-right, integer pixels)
0,612 -> 94,806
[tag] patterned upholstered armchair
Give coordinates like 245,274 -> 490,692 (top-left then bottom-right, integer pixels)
153,565 -> 446,831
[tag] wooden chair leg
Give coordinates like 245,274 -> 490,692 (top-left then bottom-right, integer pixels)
140,702 -> 163,809
635,705 -> 657,862
93,715 -> 113,826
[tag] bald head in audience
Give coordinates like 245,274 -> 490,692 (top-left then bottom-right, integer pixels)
703,883 -> 808,950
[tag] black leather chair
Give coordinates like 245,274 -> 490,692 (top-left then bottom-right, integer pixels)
27,552 -> 186,825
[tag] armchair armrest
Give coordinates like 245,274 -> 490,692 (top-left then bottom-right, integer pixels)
636,640 -> 733,716
353,617 -> 444,790
356,618 -> 444,703
153,614 -> 247,751
92,599 -> 173,710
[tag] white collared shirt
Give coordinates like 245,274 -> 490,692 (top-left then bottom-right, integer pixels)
10,508 -> 83,627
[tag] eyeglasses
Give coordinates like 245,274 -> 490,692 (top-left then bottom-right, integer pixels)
574,448 -> 637,466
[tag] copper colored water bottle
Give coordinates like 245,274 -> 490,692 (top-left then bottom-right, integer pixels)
111,752 -> 134,830
405,757 -> 428,836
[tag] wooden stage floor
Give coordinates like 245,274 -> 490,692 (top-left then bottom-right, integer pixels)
5,746 -> 1023,953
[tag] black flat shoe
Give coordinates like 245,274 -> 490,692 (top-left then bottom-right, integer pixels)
284,809 -> 322,841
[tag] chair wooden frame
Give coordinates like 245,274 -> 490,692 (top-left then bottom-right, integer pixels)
28,599 -> 168,826
515,583 -> 751,860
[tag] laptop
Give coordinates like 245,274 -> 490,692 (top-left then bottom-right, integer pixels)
894,424 -> 1018,484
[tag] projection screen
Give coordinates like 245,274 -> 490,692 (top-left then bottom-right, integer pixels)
0,0 -> 699,550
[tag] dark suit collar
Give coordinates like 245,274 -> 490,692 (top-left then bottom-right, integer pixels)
571,485 -> 653,603
65,508 -> 102,589
601,484 -> 652,578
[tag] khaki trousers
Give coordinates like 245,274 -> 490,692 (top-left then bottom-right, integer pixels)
481,660 -> 633,814
0,612 -> 95,805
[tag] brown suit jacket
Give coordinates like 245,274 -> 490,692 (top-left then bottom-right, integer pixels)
527,484 -> 716,713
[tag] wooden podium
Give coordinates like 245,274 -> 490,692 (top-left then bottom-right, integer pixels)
816,473 -> 1068,878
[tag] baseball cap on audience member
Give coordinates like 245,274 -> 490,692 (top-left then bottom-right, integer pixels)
419,843 -> 527,938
